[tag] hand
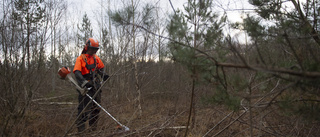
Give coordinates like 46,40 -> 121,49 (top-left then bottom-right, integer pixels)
81,80 -> 93,89
85,81 -> 94,89
103,74 -> 109,81
80,89 -> 88,96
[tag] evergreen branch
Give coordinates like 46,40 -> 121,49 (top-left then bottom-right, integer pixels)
283,32 -> 304,71
216,63 -> 320,78
291,0 -> 320,47
293,99 -> 320,102
126,22 -> 320,79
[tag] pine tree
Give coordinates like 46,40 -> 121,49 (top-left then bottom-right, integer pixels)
109,1 -> 162,117
13,0 -> 46,69
167,0 -> 228,134
76,13 -> 93,47
12,0 -> 46,109
239,0 -> 320,122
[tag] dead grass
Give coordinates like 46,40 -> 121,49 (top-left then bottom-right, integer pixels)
3,63 -> 320,137
5,85 -> 320,137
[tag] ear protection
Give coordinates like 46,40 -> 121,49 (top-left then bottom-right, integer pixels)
84,39 -> 91,51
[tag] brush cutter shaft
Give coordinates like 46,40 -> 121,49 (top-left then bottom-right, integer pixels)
66,74 -> 87,95
86,94 -> 125,127
87,94 -> 129,131
63,73 -> 129,131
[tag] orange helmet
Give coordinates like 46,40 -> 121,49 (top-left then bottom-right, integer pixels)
82,38 -> 99,54
85,38 -> 99,50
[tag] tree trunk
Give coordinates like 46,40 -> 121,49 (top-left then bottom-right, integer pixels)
131,0 -> 142,117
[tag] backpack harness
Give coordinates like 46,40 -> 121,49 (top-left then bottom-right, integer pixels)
81,54 -> 98,81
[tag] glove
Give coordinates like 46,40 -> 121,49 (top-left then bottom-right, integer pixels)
97,69 -> 109,81
80,81 -> 93,96
81,80 -> 94,89
103,74 -> 109,81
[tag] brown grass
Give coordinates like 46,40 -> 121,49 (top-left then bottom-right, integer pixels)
2,63 -> 320,137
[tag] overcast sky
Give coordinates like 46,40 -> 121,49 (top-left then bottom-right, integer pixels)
67,0 -> 253,21
66,0 -> 255,43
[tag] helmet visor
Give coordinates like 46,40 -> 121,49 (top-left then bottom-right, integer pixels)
87,47 -> 99,54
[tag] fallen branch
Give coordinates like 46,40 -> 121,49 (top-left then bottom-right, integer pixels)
203,111 -> 234,137
32,93 -> 76,102
124,111 -> 187,136
123,126 -> 188,137
37,102 -> 76,105
213,111 -> 247,137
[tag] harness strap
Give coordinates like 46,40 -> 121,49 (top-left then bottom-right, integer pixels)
81,54 -> 97,80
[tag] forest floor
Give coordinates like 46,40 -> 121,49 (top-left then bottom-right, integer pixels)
16,79 -> 320,137
23,85 -> 239,137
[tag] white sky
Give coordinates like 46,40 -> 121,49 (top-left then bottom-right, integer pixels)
66,0 -> 255,43
67,0 -> 254,23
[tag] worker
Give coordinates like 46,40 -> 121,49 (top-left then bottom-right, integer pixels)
73,38 -> 109,133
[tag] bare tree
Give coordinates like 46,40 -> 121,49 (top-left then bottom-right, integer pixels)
109,0 -> 160,117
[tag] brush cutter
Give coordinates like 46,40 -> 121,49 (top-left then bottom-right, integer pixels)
58,67 -> 130,132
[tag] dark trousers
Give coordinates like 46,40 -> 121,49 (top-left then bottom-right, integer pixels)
76,89 -> 101,132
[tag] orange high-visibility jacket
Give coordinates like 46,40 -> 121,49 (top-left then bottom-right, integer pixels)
73,54 -> 104,75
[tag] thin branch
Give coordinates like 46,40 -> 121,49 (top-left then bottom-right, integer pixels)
127,22 -> 320,79
291,0 -> 320,46
31,93 -> 76,102
213,110 -> 247,137
216,62 -> 320,79
203,111 -> 234,137
283,32 -> 304,71
168,0 -> 176,14
266,81 -> 298,108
